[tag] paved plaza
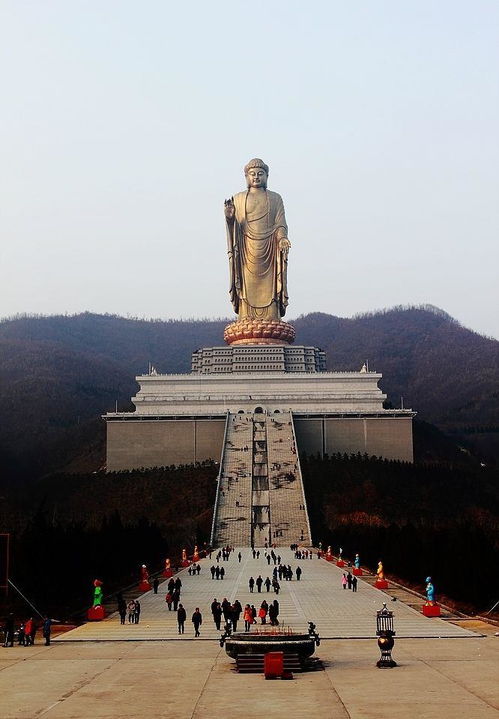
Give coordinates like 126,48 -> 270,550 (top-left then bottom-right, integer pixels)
1,549 -> 498,718
56,548 -> 477,641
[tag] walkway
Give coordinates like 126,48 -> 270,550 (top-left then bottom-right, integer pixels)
55,548 -> 477,641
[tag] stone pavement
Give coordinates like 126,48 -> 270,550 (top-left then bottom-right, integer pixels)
55,548 -> 477,641
1,631 -> 498,718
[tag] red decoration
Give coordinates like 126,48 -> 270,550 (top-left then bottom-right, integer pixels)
353,568 -> 363,576
422,604 -> 441,617
139,580 -> 151,592
336,560 -> 345,567
375,579 -> 389,589
87,605 -> 106,621
163,568 -> 173,578
264,651 -> 284,679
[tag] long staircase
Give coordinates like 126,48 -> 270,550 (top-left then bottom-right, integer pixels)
211,410 -> 311,547
211,413 -> 253,546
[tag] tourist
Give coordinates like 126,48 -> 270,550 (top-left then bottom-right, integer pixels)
222,598 -> 231,622
296,566 -> 302,581
250,605 -> 257,624
248,576 -> 255,593
2,614 -> 14,647
168,578 -> 175,593
196,564 -> 201,575
238,552 -> 242,563
352,575 -> 358,592
342,574 -> 347,590
210,565 -> 216,579
117,594 -> 127,624
42,616 -> 58,646
212,602 -> 222,630
232,600 -> 242,631
127,600 -> 136,623
134,600 -> 141,624
215,566 -> 220,580
256,575 -> 263,592
243,604 -> 253,632
177,604 -> 186,634
258,603 -> 267,625
165,592 -> 173,611
172,589 -> 180,611
264,576 -> 271,592
347,572 -> 352,590
192,608 -> 202,637
24,617 -> 35,645
17,622 -> 26,646
174,578 -> 182,593
220,566 -> 225,580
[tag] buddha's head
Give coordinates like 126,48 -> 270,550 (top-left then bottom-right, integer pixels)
244,158 -> 269,189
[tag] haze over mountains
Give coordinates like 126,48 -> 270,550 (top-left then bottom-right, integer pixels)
1,305 -> 498,478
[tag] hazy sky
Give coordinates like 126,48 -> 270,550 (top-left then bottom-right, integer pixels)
1,1 -> 498,338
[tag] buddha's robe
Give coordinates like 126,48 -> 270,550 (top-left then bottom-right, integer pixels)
227,189 -> 289,320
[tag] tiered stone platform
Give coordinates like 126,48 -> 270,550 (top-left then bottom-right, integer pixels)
55,549 -> 476,642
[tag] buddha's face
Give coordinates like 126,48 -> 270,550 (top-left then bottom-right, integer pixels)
246,167 -> 268,189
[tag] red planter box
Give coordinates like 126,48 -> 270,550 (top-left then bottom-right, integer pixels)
353,568 -> 363,576
374,579 -> 389,589
325,555 -> 334,562
422,604 -> 441,617
87,606 -> 105,621
336,560 -> 345,567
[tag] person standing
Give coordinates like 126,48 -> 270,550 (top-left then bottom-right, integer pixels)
256,575 -> 263,593
153,578 -> 160,594
248,576 -> 255,593
24,617 -> 35,645
342,574 -> 347,590
192,608 -> 202,637
352,575 -> 358,592
172,589 -> 180,611
220,566 -> 225,580
243,604 -> 253,632
296,566 -> 302,581
264,576 -> 271,592
347,572 -> 352,590
258,603 -> 267,625
210,565 -> 216,579
117,594 -> 127,624
42,616 -> 58,646
177,604 -> 186,634
134,600 -> 141,624
238,552 -> 242,563
165,592 -> 173,611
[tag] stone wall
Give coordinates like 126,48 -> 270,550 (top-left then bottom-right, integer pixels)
106,418 -> 226,472
106,414 -> 413,471
293,416 -> 414,462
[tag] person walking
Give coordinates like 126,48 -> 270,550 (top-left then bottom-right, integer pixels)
117,594 -> 127,624
243,604 -> 253,632
264,576 -> 271,592
212,602 -> 222,630
342,574 -> 347,590
220,566 -> 225,580
165,592 -> 173,611
172,589 -> 180,611
296,566 -> 302,581
215,566 -> 220,580
238,552 -> 242,563
177,604 -> 186,634
258,603 -> 267,625
168,578 -> 175,593
210,565 -> 216,579
127,600 -> 136,623
192,608 -> 202,637
347,572 -> 352,590
248,576 -> 255,593
352,575 -> 358,592
256,575 -> 263,593
153,578 -> 159,594
233,600 -> 242,631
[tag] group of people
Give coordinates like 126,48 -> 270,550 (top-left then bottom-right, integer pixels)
243,599 -> 280,630
341,572 -> 358,592
2,615 -> 57,647
187,564 -> 201,576
209,565 -> 226,580
165,576 -> 183,611
176,605 -> 202,636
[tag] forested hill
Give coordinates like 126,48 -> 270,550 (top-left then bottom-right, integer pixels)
0,305 -> 498,477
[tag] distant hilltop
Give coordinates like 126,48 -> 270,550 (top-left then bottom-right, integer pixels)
0,305 -> 498,477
